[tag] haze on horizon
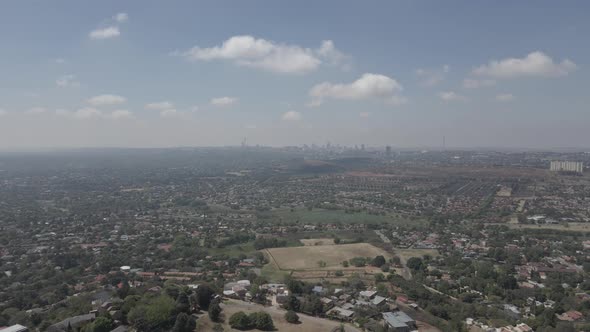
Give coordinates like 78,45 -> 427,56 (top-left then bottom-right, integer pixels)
0,1 -> 589,150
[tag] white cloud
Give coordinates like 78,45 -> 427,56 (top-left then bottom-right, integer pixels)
282,111 -> 301,121
317,40 -> 351,69
178,35 -> 348,74
145,101 -> 174,110
416,65 -> 450,86
108,110 -> 133,119
359,112 -> 371,118
473,51 -> 576,78
496,93 -> 515,102
25,107 -> 47,114
305,99 -> 323,108
87,94 -> 126,106
160,109 -> 179,117
438,91 -> 467,102
54,108 -> 132,120
89,26 -> 120,40
74,107 -> 102,119
309,73 -> 405,106
56,75 -> 80,88
114,13 -> 128,23
463,78 -> 496,89
210,97 -> 237,107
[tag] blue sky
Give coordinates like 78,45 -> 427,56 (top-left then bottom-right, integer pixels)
0,1 -> 588,149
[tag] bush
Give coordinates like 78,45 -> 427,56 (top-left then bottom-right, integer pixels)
285,310 -> 300,324
228,311 -> 275,331
372,255 -> 386,267
229,311 -> 251,330
249,311 -> 275,331
208,300 -> 222,322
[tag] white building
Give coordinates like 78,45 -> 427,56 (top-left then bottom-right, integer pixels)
550,160 -> 583,174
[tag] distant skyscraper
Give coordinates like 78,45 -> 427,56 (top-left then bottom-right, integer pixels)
550,160 -> 584,174
385,146 -> 392,157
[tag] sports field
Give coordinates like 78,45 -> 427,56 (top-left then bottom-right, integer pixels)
265,242 -> 391,270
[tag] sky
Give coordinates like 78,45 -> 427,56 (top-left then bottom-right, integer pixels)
0,1 -> 589,150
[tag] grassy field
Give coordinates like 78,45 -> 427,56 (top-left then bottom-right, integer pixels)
396,248 -> 440,262
505,222 -> 590,232
207,242 -> 257,257
266,243 -> 391,270
300,238 -> 335,246
278,229 -> 382,244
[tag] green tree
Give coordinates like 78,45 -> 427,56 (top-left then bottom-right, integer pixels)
285,310 -> 299,324
406,257 -> 424,271
176,292 -> 191,314
229,311 -> 251,330
249,312 -> 274,331
208,300 -> 222,322
372,255 -> 386,267
195,284 -> 216,310
172,312 -> 196,332
90,317 -> 113,332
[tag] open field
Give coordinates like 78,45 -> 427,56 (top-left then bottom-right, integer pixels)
196,300 -> 362,332
396,248 -> 440,262
278,230 -> 382,244
266,243 -> 392,270
300,238 -> 335,246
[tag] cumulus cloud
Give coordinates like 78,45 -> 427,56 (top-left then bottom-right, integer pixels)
317,40 -> 351,69
160,109 -> 179,118
87,94 -> 126,106
416,65 -> 450,86
438,91 -> 467,102
89,26 -> 120,40
282,111 -> 301,121
210,97 -> 237,107
496,93 -> 515,102
113,13 -> 128,23
473,51 -> 576,78
54,108 -> 132,120
25,107 -> 47,114
108,109 -> 133,119
73,108 -> 102,119
56,75 -> 80,88
177,35 -> 348,74
309,73 -> 405,106
463,78 -> 496,89
145,101 -> 174,110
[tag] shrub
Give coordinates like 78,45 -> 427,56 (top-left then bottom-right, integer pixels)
285,310 -> 300,324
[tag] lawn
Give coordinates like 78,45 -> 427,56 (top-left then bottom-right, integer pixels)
266,243 -> 391,270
